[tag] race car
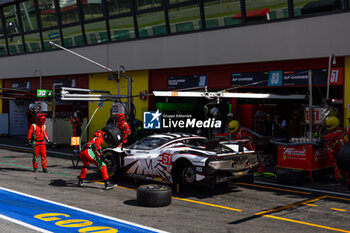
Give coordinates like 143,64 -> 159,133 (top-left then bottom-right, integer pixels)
102,130 -> 259,185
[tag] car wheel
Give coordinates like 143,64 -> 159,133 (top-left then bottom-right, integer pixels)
103,151 -> 120,177
181,165 -> 196,184
137,184 -> 172,207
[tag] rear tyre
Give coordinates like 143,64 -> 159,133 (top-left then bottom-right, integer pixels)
182,165 -> 196,184
172,160 -> 196,185
103,151 -> 123,177
137,184 -> 172,207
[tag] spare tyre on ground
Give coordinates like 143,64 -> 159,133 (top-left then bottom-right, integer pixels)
137,184 -> 172,207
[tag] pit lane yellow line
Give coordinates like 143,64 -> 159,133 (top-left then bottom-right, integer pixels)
255,195 -> 350,232
236,182 -> 311,195
92,181 -> 350,232
93,181 -> 242,211
172,196 -> 242,212
0,145 -> 31,153
262,215 -> 350,233
331,208 -> 347,212
255,196 -> 327,216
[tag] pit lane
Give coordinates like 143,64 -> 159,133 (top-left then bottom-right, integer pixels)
0,147 -> 350,233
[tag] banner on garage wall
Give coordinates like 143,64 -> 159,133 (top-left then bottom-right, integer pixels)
168,74 -> 208,89
11,80 -> 31,90
53,78 -> 76,87
232,68 -> 343,87
231,72 -> 268,87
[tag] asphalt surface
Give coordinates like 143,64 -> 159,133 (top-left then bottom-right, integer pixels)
0,135 -> 350,233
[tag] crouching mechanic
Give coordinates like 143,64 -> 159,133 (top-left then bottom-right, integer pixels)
78,130 -> 114,190
27,113 -> 51,173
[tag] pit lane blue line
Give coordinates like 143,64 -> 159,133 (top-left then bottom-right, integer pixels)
0,186 -> 168,233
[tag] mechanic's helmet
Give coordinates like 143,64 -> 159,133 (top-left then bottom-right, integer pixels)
29,103 -> 35,112
229,120 -> 239,133
73,110 -> 81,118
93,130 -> 106,139
210,107 -> 220,116
36,113 -> 46,125
116,113 -> 125,122
227,112 -> 234,118
326,116 -> 339,131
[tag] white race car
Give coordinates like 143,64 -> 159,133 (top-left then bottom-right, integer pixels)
103,133 -> 258,185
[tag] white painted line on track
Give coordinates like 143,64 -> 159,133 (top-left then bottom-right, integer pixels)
255,181 -> 350,197
0,213 -> 53,233
0,186 -> 168,233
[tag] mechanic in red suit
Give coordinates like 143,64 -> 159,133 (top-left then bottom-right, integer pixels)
27,113 -> 51,173
70,110 -> 83,137
116,113 -> 131,147
323,116 -> 348,184
78,130 -> 114,190
228,120 -> 256,151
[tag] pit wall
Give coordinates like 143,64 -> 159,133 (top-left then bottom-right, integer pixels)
88,70 -> 149,139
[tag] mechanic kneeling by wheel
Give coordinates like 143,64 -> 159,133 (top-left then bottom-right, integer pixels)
78,130 -> 114,190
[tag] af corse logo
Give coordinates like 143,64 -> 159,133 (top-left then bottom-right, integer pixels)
143,110 -> 161,129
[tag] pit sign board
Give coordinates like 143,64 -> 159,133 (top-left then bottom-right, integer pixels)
37,89 -> 53,98
305,107 -> 326,124
71,137 -> 80,146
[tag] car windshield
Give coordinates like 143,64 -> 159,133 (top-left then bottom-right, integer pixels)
128,136 -> 171,150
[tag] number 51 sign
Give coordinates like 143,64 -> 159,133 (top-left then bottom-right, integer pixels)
71,137 -> 81,146
329,68 -> 343,85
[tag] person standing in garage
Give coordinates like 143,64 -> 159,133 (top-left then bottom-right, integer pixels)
70,110 -> 83,137
323,116 -> 348,185
78,130 -> 114,190
27,113 -> 51,173
116,113 -> 131,147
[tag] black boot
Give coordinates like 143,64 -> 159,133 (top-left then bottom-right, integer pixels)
33,168 -> 37,173
104,180 -> 114,190
78,178 -> 84,187
43,168 -> 48,173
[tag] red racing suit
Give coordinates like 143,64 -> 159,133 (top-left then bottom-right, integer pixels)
70,116 -> 82,137
117,120 -> 131,146
27,123 -> 50,169
323,127 -> 348,181
79,136 -> 109,181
